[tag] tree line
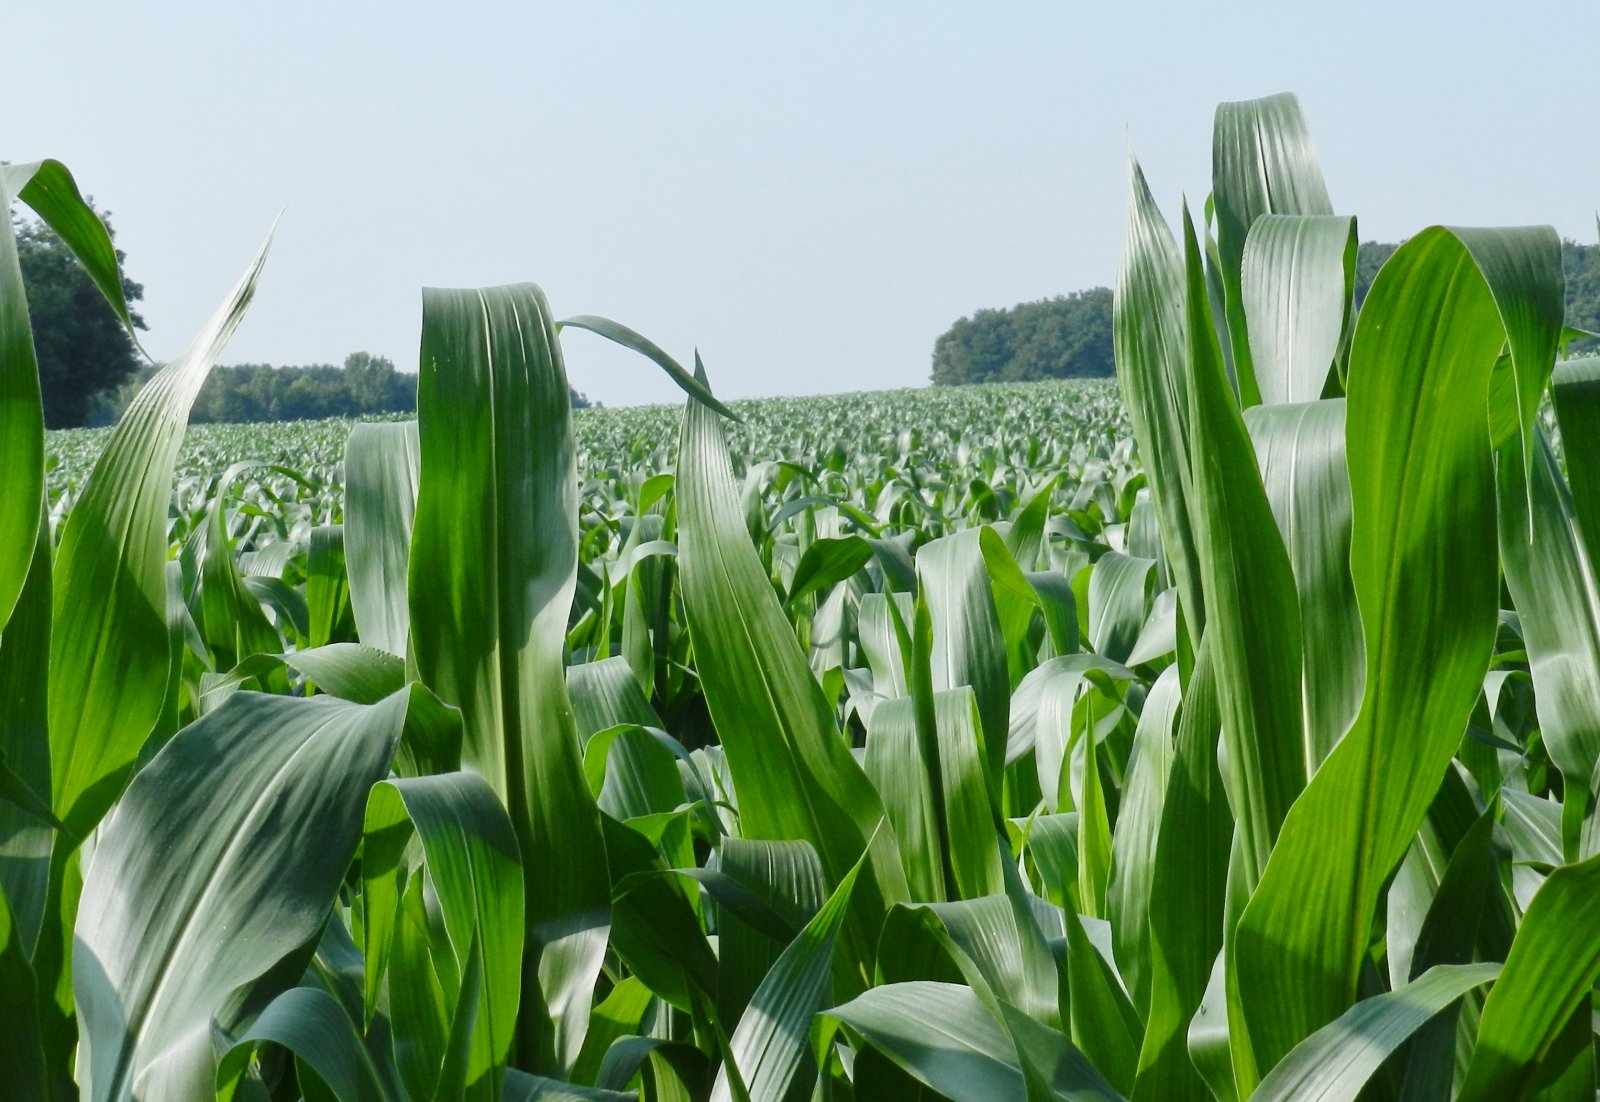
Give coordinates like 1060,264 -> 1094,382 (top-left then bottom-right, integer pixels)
932,239 -> 1600,385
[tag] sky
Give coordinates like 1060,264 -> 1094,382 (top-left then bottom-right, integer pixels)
7,1 -> 1599,408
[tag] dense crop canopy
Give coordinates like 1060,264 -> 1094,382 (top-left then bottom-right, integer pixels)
5,91 -> 1599,1100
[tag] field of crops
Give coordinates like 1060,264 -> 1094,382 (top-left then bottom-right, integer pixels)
7,91 -> 1600,1102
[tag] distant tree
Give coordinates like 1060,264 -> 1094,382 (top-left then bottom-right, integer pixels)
1563,239 -> 1600,353
932,288 -> 1112,385
16,209 -> 147,427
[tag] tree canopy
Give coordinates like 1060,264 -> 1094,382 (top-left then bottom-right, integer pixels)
932,239 -> 1600,385
16,211 -> 146,428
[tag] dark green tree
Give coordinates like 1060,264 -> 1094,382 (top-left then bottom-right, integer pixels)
931,288 -> 1113,385
16,210 -> 146,427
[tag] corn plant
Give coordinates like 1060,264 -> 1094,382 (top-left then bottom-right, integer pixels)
4,90 -> 1599,1102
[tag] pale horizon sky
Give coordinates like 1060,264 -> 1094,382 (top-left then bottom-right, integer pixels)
9,2 -> 1599,407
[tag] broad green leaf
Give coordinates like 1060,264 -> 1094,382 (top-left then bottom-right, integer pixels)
1113,156 -> 1204,654
307,524 -> 354,648
73,687 -> 409,1102
215,986 -> 403,1102
3,160 -> 140,335
1551,356 -> 1600,562
1458,852 -> 1600,1100
1234,225 -> 1564,1074
917,529 -> 1010,801
712,838 -> 826,1027
2,158 -> 143,636
567,656 -> 661,740
1392,808 -> 1499,1100
0,167 -> 43,639
1134,643 -> 1229,1102
1086,552 -> 1153,663
199,643 -> 406,713
571,978 -> 653,1089
825,981 -> 1122,1102
709,845 -> 866,1102
1251,963 -> 1500,1102
1211,92 -> 1334,405
876,891 -> 1059,1030
503,1068 -> 637,1102
676,363 -> 907,987
196,461 -> 281,670
1106,664 -> 1179,1014
1244,399 -> 1361,770
409,283 -> 609,1072
363,772 -> 524,1100
865,697 -> 947,902
1180,201 -> 1305,892
345,421 -> 419,659
1063,908 -> 1140,1094
49,227 -> 272,838
1241,215 -> 1355,405
785,535 -> 872,608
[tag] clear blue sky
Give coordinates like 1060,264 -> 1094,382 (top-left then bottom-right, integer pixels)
9,1 -> 1598,407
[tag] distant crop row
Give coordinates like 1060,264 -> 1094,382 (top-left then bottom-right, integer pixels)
2,92 -> 1598,1102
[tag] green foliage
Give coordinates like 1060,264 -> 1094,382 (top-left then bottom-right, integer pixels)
932,288 -> 1114,385
14,92 -> 1600,1102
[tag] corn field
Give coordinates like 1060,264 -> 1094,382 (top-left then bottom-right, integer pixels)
3,92 -> 1599,1101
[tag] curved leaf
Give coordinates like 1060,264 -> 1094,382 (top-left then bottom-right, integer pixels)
73,687 -> 409,1102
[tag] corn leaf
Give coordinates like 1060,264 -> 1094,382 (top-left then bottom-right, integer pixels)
1243,399 -> 1362,770
345,421 -> 420,660
676,363 -> 907,987
409,283 -> 610,1072
363,772 -> 525,1099
825,981 -> 1121,1102
73,687 -> 410,1102
1113,156 -> 1204,652
1458,852 -> 1600,1100
49,227 -> 272,838
1211,92 -> 1334,405
1233,225 -> 1564,1072
709,845 -> 865,1102
1179,200 -> 1305,891
1251,963 -> 1500,1102
1241,215 -> 1355,406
